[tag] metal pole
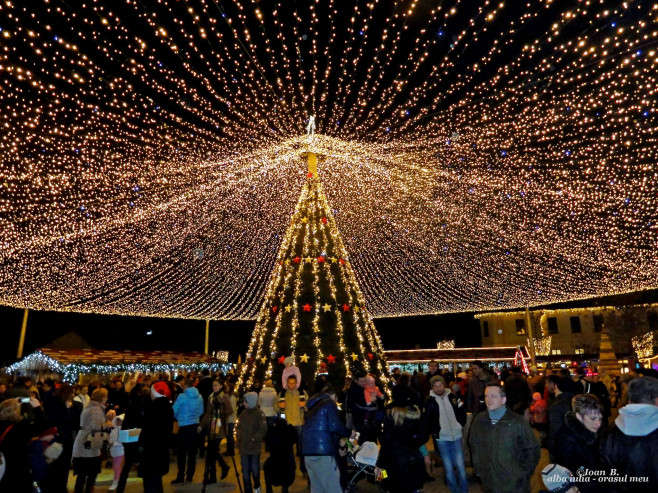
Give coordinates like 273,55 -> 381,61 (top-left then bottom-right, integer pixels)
526,305 -> 536,367
17,308 -> 29,359
205,320 -> 210,354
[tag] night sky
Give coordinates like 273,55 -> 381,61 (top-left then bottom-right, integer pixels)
0,304 -> 480,366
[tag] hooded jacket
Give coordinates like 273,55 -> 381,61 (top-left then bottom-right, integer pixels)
469,407 -> 540,493
600,403 -> 658,492
172,387 -> 204,427
553,411 -> 602,493
301,393 -> 350,456
236,405 -> 267,455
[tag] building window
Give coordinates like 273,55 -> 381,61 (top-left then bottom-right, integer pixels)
648,311 -> 658,332
482,320 -> 489,338
570,316 -> 582,333
515,319 -> 526,336
593,314 -> 604,333
575,348 -> 584,355
551,349 -> 562,355
547,317 -> 559,335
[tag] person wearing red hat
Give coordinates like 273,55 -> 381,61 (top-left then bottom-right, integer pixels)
138,381 -> 174,493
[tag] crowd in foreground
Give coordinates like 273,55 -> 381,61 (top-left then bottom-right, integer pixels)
0,361 -> 656,493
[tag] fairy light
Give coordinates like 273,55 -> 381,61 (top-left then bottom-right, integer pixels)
9,350 -> 232,383
632,332 -> 654,359
0,1 -> 657,323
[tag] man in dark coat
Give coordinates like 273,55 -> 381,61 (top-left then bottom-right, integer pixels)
467,360 -> 491,415
302,383 -> 353,493
503,368 -> 532,412
600,376 -> 658,492
138,381 -> 174,493
108,379 -> 129,415
547,376 -> 575,461
469,383 -> 540,493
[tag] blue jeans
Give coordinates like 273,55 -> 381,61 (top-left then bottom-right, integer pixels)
435,438 -> 468,493
241,454 -> 260,493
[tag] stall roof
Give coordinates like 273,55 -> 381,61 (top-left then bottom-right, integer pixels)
384,346 -> 529,363
32,348 -> 221,365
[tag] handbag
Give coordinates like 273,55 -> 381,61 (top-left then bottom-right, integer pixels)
84,431 -> 109,451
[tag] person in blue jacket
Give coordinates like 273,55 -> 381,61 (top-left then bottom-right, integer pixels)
172,379 -> 204,484
302,379 -> 355,493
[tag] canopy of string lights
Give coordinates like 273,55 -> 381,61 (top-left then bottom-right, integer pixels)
0,0 -> 656,320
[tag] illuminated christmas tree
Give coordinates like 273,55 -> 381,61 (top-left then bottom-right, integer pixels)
238,153 -> 389,392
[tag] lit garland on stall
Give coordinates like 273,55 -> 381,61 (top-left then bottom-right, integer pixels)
632,332 -> 655,359
437,340 -> 456,350
0,1 -> 657,320
8,350 -> 233,383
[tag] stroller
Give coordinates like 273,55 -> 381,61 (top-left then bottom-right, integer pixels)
344,440 -> 381,492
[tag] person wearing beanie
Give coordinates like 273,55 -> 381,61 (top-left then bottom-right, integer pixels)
423,375 -> 468,493
138,381 -> 174,493
171,379 -> 205,484
237,392 -> 267,493
468,383 -> 540,493
281,357 -> 302,390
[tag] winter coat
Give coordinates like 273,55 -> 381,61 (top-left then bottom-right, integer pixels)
236,406 -> 267,455
173,387 -> 204,427
0,420 -> 33,493
547,390 -> 574,460
599,403 -> 658,493
503,374 -> 532,412
196,377 -> 214,405
138,396 -> 174,477
553,412 -> 603,493
469,407 -> 540,493
467,374 -> 491,414
72,400 -> 107,458
377,406 -> 429,493
301,393 -> 351,456
264,417 -> 297,487
44,396 -> 77,444
258,386 -> 278,418
423,390 -> 466,440
200,391 -> 233,439
278,389 -> 307,427
108,387 -> 129,414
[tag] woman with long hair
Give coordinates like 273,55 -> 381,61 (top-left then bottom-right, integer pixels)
376,399 -> 429,493
200,379 -> 231,484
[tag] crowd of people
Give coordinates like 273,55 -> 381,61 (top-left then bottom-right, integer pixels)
0,360 -> 657,493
